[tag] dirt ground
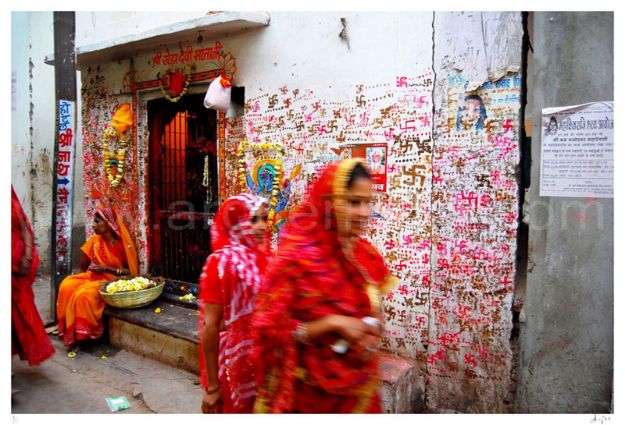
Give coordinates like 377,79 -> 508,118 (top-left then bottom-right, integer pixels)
11,275 -> 205,415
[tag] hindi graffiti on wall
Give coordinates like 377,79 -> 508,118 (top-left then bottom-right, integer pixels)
540,101 -> 614,198
55,99 -> 76,270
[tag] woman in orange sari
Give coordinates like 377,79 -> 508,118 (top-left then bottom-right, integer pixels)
56,207 -> 138,350
253,159 -> 398,413
12,185 -> 55,366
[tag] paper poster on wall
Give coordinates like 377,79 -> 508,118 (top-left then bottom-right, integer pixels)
539,101 -> 613,198
344,142 -> 388,191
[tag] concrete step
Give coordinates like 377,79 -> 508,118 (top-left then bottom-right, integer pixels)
379,354 -> 424,413
104,297 -> 423,413
104,300 -> 200,374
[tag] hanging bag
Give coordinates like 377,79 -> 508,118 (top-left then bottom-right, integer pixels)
203,76 -> 231,111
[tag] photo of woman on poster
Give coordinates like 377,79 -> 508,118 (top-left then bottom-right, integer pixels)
366,147 -> 386,175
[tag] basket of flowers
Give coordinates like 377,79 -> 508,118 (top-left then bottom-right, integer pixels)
99,275 -> 166,309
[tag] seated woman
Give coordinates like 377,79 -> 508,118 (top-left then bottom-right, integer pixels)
253,159 -> 398,413
57,207 -> 138,351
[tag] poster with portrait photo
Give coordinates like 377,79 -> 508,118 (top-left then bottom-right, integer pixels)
343,142 -> 388,192
540,101 -> 613,198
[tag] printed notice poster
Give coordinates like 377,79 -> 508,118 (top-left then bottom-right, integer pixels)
540,101 -> 613,198
343,142 -> 388,192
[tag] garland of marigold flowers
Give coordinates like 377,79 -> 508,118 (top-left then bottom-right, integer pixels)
102,126 -> 129,187
158,64 -> 192,103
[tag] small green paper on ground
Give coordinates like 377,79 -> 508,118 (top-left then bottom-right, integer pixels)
105,396 -> 131,412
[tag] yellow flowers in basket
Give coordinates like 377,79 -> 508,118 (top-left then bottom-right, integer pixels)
106,276 -> 157,294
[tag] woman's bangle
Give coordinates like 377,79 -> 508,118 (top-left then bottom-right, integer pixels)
205,384 -> 221,395
293,322 -> 310,345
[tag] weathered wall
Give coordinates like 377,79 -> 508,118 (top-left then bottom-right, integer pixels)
224,11 -> 523,413
77,11 -> 523,412
12,12 -> 87,275
11,12 -> 32,203
11,12 -> 85,274
223,13 -> 435,367
516,12 -> 614,413
428,11 -> 522,413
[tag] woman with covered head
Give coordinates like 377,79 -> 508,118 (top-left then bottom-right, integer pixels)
252,158 -> 398,413
199,193 -> 270,414
56,206 -> 138,351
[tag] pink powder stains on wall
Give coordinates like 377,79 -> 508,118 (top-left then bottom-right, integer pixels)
427,71 -> 521,412
224,73 -> 434,360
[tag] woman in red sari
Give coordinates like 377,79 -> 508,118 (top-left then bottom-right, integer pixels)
11,185 -> 55,366
199,193 -> 270,413
56,206 -> 138,351
253,159 -> 398,413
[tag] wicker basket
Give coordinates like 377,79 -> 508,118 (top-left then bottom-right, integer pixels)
99,276 -> 165,309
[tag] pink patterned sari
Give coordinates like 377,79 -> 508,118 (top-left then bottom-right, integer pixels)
198,193 -> 267,413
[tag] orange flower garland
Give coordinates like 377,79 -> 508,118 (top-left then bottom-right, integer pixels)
102,126 -> 129,187
102,103 -> 133,187
158,64 -> 192,103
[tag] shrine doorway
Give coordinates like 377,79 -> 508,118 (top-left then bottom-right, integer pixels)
147,94 -> 219,282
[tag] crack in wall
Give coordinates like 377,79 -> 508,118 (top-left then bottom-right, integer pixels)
424,10 -> 437,411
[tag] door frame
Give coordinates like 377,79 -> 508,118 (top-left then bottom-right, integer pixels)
131,70 -> 227,275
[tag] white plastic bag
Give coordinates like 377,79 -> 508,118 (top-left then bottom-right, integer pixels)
203,76 -> 231,111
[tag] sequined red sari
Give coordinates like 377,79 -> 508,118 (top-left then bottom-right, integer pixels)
198,193 -> 269,413
11,186 -> 55,365
252,159 -> 397,413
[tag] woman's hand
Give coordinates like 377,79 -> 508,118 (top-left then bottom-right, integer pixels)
201,386 -> 223,414
328,315 -> 381,352
17,254 -> 33,275
300,315 -> 382,357
88,264 -> 108,274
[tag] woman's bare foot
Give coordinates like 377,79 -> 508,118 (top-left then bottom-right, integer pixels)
66,344 -> 81,353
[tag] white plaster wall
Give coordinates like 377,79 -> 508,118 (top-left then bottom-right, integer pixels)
29,12 -> 56,274
232,12 -> 433,100
11,12 -> 32,205
12,11 -> 86,274
75,11 -> 434,94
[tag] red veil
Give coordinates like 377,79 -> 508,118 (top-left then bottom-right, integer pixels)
252,159 -> 397,413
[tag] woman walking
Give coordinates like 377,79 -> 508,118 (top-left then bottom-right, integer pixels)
11,185 -> 55,366
199,193 -> 270,413
253,159 -> 397,413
